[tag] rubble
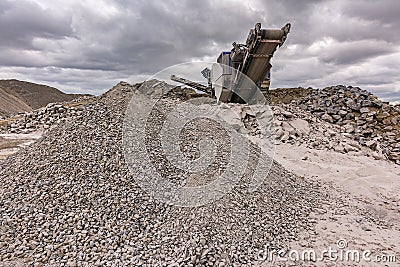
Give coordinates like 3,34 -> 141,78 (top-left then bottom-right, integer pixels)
218,85 -> 398,164
0,97 -> 94,134
0,81 -> 398,266
0,81 -> 329,266
287,85 -> 399,164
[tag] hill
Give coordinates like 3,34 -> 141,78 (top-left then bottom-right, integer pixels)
0,79 -> 87,118
0,86 -> 32,117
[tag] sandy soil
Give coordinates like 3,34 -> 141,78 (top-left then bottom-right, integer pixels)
273,143 -> 399,266
274,143 -> 400,203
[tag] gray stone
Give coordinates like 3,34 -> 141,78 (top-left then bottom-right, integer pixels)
288,118 -> 310,136
281,121 -> 294,133
371,99 -> 383,108
376,112 -> 390,121
345,113 -> 355,120
321,113 -> 334,123
275,128 -> 284,139
334,144 -> 345,153
280,132 -> 290,141
344,143 -> 358,152
365,140 -> 377,150
361,100 -> 372,107
282,111 -> 294,118
312,111 -> 325,117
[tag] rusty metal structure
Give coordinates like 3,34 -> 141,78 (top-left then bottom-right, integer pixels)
170,22 -> 291,103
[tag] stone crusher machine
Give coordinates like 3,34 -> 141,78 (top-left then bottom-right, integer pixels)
170,22 -> 291,103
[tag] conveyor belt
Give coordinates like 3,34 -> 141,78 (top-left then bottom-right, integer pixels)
169,23 -> 290,103
229,26 -> 289,103
241,29 -> 284,90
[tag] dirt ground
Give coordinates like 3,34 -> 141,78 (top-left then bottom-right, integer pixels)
0,131 -> 43,160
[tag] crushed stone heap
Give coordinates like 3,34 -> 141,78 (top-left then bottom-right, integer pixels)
0,81 -> 330,266
298,85 -> 399,164
0,96 -> 94,134
267,85 -> 399,164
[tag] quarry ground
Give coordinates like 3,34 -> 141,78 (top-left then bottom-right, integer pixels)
0,82 -> 399,266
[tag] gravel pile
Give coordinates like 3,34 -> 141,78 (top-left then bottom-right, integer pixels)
0,81 -> 327,266
0,97 -> 94,134
293,85 -> 399,163
228,102 -> 382,160
270,104 -> 386,159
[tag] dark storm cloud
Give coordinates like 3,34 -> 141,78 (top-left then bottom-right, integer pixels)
99,0 -> 267,72
0,0 -> 398,103
0,0 -> 73,49
314,39 -> 396,65
0,0 -> 266,73
342,0 -> 400,25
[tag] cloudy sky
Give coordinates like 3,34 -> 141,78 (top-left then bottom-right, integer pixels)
0,0 -> 399,103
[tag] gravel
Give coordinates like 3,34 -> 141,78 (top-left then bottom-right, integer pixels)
0,81 -> 328,266
0,97 -> 95,134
